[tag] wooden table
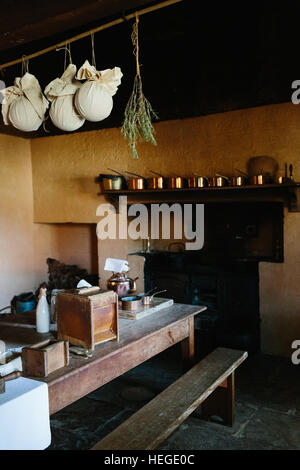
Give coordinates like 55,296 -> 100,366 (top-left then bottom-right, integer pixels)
0,304 -> 206,415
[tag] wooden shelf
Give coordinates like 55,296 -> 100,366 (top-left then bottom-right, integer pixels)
101,183 -> 300,212
102,183 -> 299,193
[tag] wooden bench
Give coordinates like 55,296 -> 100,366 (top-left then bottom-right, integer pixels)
92,347 -> 248,450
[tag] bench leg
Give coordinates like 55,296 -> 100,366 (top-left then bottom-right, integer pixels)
201,372 -> 235,426
181,316 -> 195,372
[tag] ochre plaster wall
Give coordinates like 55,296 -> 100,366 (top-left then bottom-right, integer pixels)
260,210 -> 300,357
0,135 -> 37,309
31,102 -> 299,223
11,103 -> 300,356
0,133 -> 98,309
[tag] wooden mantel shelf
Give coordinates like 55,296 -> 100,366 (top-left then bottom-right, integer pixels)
102,183 -> 300,212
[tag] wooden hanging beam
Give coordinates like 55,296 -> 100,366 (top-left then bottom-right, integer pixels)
0,0 -> 183,71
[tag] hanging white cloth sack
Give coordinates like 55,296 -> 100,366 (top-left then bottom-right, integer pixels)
0,73 -> 48,132
75,60 -> 123,122
44,64 -> 85,132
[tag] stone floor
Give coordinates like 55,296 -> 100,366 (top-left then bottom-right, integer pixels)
48,345 -> 300,450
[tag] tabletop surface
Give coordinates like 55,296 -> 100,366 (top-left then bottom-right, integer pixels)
0,303 -> 207,384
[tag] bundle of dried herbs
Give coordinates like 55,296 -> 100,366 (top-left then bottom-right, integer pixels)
121,15 -> 158,159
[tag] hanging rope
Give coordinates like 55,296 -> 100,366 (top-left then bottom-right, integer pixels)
90,33 -> 97,68
43,114 -> 51,134
21,55 -> 29,75
121,15 -> 158,159
131,14 -> 141,77
66,43 -> 73,66
56,43 -> 72,71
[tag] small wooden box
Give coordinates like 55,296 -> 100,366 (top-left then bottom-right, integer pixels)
22,339 -> 69,378
56,287 -> 119,350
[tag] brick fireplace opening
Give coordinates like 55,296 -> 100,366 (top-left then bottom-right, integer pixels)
36,223 -> 99,289
140,202 -> 284,358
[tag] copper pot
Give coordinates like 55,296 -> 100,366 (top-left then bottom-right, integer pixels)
106,272 -> 138,298
187,176 -> 208,188
250,174 -> 273,185
147,176 -> 164,189
147,170 -> 165,189
276,176 -> 291,184
230,175 -> 247,186
141,289 -> 167,306
102,168 -> 126,190
209,175 -> 228,187
126,171 -> 145,190
98,174 -> 124,190
121,296 -> 142,311
231,168 -> 249,186
127,177 -> 144,190
167,176 -> 183,189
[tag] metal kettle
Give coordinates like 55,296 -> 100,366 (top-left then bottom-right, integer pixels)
106,272 -> 139,298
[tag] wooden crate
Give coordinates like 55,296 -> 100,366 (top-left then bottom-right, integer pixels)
22,339 -> 69,378
56,288 -> 119,350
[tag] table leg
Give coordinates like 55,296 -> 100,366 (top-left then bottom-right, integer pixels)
181,315 -> 195,371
